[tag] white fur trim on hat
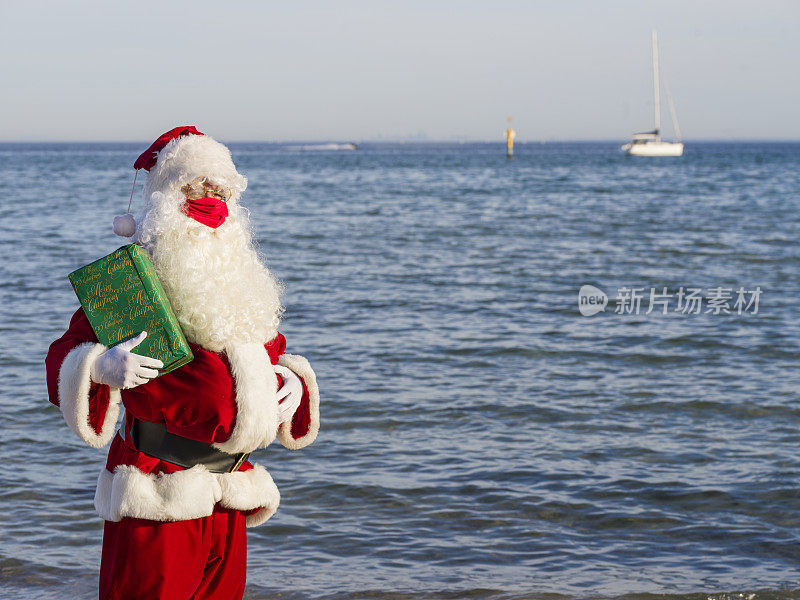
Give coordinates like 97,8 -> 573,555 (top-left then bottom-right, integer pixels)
57,342 -> 121,448
276,353 -> 320,450
94,462 -> 280,527
145,134 -> 247,199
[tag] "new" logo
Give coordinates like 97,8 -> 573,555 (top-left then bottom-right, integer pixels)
578,285 -> 608,316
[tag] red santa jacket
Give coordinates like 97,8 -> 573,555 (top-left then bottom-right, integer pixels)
45,308 -> 320,527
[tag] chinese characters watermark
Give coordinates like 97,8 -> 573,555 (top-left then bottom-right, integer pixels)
578,285 -> 762,317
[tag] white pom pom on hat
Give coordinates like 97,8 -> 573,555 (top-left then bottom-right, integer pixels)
113,213 -> 137,237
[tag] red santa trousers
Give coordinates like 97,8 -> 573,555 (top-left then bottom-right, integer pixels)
99,506 -> 246,600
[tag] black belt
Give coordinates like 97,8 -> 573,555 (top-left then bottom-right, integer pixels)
128,415 -> 249,474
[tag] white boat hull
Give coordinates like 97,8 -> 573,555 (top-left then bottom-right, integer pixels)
622,141 -> 684,156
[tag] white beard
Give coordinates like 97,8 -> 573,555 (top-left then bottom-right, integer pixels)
135,190 -> 284,352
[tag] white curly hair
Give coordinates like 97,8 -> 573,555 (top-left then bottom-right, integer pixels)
133,134 -> 283,352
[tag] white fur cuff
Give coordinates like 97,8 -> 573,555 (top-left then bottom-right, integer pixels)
276,353 -> 320,450
58,342 -> 121,448
95,463 -> 281,528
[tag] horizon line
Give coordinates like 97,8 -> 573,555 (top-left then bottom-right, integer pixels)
1,138 -> 799,145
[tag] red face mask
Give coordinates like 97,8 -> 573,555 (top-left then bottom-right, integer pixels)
181,197 -> 229,229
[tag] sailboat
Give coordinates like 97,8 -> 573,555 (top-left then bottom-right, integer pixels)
622,30 -> 684,157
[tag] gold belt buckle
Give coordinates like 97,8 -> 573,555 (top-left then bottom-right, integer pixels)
229,452 -> 249,473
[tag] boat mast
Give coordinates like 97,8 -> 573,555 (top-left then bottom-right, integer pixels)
663,73 -> 682,141
652,29 -> 661,140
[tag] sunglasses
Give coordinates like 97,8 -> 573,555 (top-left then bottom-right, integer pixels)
181,178 -> 231,202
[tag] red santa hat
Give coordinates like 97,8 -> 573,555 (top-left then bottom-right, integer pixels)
133,125 -> 204,172
114,126 -> 247,237
113,126 -> 202,236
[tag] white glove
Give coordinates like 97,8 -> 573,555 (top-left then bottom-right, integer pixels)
274,364 -> 303,424
89,331 -> 164,390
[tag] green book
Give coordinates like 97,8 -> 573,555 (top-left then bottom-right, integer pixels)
68,244 -> 194,376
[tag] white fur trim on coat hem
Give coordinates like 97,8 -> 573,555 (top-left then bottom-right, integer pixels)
94,463 -> 280,528
218,465 -> 281,527
212,343 -> 279,454
58,342 -> 121,448
276,353 -> 320,450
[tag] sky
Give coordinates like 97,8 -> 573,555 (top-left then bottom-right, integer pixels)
1,1 -> 798,142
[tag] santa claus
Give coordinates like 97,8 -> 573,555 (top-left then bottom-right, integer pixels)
45,126 -> 320,600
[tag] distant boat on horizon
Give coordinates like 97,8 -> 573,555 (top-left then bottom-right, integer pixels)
289,142 -> 358,151
622,30 -> 684,157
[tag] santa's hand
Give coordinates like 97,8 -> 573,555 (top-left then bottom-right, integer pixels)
89,332 -> 164,390
274,364 -> 303,423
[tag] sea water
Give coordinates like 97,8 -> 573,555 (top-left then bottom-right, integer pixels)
1,142 -> 799,599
